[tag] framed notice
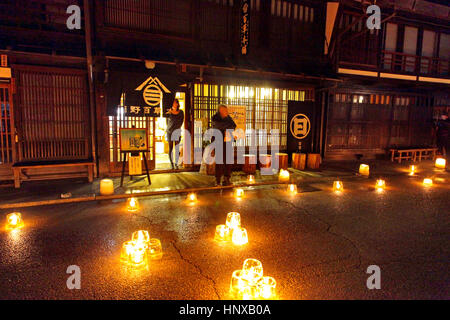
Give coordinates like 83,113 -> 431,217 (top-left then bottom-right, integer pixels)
128,155 -> 143,175
227,105 -> 246,139
119,128 -> 149,152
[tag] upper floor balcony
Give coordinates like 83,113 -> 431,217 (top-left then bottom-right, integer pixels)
334,9 -> 450,81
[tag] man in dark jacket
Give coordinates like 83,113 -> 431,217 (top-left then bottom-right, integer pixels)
212,105 -> 237,186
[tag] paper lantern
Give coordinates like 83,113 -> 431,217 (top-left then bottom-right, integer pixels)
226,212 -> 241,230
131,230 -> 150,246
435,158 -> 446,169
409,165 -> 416,176
187,193 -> 197,203
120,240 -> 148,268
423,178 -> 433,187
257,276 -> 277,299
214,224 -> 231,242
333,181 -> 344,192
359,164 -> 370,176
247,175 -> 255,184
6,212 -> 24,230
242,258 -> 263,283
127,197 -> 139,212
148,238 -> 163,260
234,188 -> 244,199
279,169 -> 290,182
232,227 -> 248,246
375,179 -> 386,191
100,179 -> 114,195
287,184 -> 297,195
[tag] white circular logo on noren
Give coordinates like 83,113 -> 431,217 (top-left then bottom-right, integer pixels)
290,113 -> 310,139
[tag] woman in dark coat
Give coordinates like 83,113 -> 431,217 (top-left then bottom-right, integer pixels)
165,99 -> 184,169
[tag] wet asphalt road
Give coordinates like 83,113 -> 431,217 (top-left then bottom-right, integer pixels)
0,174 -> 448,300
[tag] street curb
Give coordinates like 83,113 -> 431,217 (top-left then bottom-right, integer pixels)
0,181 -> 289,209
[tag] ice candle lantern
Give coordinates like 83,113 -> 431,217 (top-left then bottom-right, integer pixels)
6,212 -> 24,230
333,181 -> 344,192
127,197 -> 139,212
100,179 -> 114,195
359,164 -> 370,176
435,158 -> 446,169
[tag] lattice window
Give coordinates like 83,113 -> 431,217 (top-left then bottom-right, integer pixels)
15,66 -> 90,162
0,85 -> 13,164
193,83 -> 313,150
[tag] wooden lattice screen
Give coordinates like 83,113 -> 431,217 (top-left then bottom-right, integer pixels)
14,66 -> 90,162
193,83 -> 314,150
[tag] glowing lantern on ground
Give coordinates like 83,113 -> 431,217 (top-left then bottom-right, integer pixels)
148,238 -> 163,260
230,259 -> 276,300
247,175 -> 255,184
214,224 -> 231,242
6,212 -> 24,230
232,227 -> 248,246
187,193 -> 197,203
333,181 -> 344,192
242,258 -> 263,283
131,230 -> 150,247
100,179 -> 114,195
409,165 -> 416,176
423,178 -> 433,187
287,184 -> 297,195
375,179 -> 386,191
279,169 -> 290,182
234,188 -> 244,199
435,158 -> 446,169
230,270 -> 248,297
226,212 -> 241,230
359,164 -> 370,176
257,276 -> 277,299
127,197 -> 139,212
120,240 -> 148,269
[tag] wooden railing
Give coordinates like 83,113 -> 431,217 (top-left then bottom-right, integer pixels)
380,51 -> 449,77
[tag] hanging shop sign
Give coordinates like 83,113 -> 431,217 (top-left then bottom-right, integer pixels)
120,128 -> 149,152
106,66 -> 188,117
287,101 -> 315,154
240,0 -> 250,55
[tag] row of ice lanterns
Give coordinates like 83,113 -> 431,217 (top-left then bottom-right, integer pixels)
4,157 -> 446,300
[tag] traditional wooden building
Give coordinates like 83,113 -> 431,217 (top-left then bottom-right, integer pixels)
325,0 -> 450,159
0,0 -> 448,186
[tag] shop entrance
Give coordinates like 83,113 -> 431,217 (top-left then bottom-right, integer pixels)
155,92 -> 186,170
108,92 -> 186,173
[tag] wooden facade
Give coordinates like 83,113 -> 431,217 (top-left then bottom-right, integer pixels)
325,0 -> 450,159
0,0 -> 449,183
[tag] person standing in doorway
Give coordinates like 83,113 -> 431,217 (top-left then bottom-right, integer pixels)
165,98 -> 184,170
212,105 -> 237,186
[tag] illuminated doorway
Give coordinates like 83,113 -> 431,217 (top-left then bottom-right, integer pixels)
155,92 -> 185,170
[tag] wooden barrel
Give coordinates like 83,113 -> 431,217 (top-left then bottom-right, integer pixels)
275,153 -> 288,170
259,154 -> 272,169
292,153 -> 306,170
243,154 -> 257,174
307,153 -> 321,169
